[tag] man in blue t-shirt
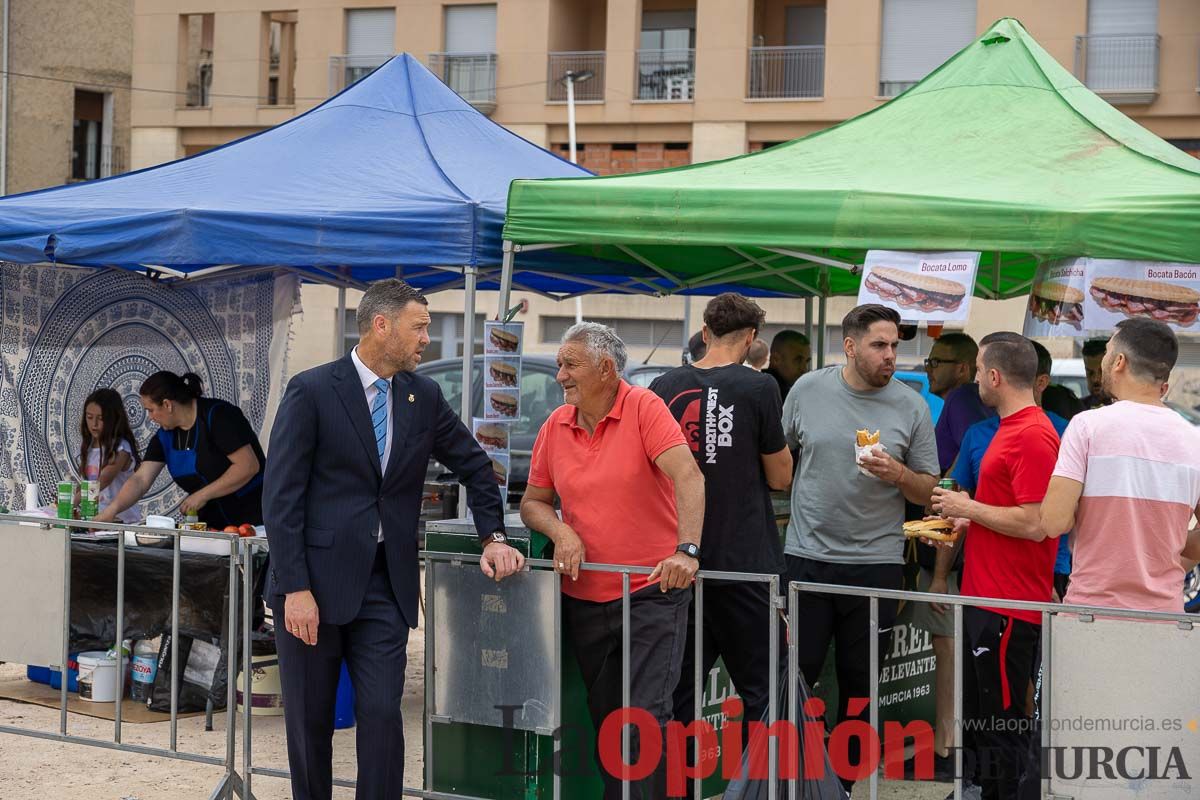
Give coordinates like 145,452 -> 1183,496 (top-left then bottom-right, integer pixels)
950,340 -> 1073,596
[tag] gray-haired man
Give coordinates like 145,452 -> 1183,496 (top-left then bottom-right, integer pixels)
522,322 -> 705,799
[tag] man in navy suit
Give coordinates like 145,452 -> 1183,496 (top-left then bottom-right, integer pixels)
264,278 -> 524,800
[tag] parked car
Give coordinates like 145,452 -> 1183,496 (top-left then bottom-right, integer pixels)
894,369 -> 943,424
1050,358 -> 1088,402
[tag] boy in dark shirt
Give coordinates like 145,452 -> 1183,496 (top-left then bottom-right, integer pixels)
649,293 -> 793,793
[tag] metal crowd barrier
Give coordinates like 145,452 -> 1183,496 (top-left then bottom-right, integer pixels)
5,523 -> 1195,800
0,512 -> 254,799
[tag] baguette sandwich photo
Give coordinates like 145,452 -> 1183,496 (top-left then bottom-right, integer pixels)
1089,277 -> 1200,327
1028,281 -> 1084,328
863,267 -> 967,314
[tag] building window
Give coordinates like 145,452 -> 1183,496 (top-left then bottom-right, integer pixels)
344,310 -> 485,361
263,12 -> 297,105
179,13 -> 214,108
878,0 -> 975,97
71,90 -> 120,181
1078,0 -> 1159,98
434,4 -> 498,110
541,316 -> 683,349
638,9 -> 696,100
338,7 -> 396,91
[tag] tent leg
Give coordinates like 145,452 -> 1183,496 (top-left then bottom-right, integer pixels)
335,285 -> 346,358
459,266 -> 478,519
804,297 -> 813,343
817,293 -> 827,369
682,296 -> 692,364
498,241 -> 515,318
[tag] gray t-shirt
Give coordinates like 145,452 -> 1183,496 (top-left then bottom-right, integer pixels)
783,366 -> 938,564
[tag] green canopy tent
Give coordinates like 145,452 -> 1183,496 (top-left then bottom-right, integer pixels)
499,17 -> 1200,358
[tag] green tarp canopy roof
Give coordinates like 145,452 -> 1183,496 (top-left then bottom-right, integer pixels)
502,18 -> 1200,299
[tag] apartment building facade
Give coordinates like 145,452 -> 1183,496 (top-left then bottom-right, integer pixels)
0,0 -> 132,195
130,0 -> 1200,373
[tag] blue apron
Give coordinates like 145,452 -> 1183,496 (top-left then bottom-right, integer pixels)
156,403 -> 263,524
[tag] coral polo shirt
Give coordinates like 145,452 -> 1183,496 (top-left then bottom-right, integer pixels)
528,380 -> 688,602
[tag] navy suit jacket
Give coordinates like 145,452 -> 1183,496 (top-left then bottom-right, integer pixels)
263,353 -> 505,627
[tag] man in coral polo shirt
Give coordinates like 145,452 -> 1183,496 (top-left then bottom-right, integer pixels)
1042,318 -> 1200,611
521,322 -> 705,800
932,333 -> 1061,800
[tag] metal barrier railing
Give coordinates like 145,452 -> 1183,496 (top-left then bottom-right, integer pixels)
7,524 -> 1193,800
0,512 -> 254,798
328,54 -> 392,96
748,46 -> 825,99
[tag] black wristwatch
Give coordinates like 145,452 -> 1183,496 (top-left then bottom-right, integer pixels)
676,542 -> 700,560
482,531 -> 508,547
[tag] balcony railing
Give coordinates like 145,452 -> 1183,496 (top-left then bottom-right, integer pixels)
879,80 -> 918,98
748,45 -> 824,99
328,54 -> 391,95
636,48 -> 694,101
429,52 -> 497,114
546,51 -> 606,102
69,144 -> 125,183
184,61 -> 213,107
1074,34 -> 1160,104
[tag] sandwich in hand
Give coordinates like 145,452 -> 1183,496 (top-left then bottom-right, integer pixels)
856,429 -> 881,448
490,328 -> 520,352
864,267 -> 966,313
1089,277 -> 1200,327
489,360 -> 518,387
490,391 -> 518,417
903,518 -> 959,543
1028,282 -> 1084,328
475,423 -> 509,449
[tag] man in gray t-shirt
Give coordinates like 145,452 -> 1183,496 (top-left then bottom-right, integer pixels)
782,304 -> 938,793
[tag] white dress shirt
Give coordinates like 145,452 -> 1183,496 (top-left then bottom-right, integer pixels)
351,346 -> 392,541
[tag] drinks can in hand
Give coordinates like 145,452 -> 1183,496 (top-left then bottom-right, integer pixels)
938,478 -> 958,492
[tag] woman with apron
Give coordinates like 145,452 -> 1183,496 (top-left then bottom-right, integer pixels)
95,371 -> 266,529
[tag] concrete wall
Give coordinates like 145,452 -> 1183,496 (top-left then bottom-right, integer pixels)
3,0 -> 132,194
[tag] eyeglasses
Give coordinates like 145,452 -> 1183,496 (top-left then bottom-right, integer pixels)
923,357 -> 963,369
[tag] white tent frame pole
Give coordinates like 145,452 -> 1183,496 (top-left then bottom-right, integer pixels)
615,244 -> 684,288
804,297 -> 813,342
499,242 -> 515,317
726,247 -> 820,294
335,284 -> 347,359
520,269 -> 661,298
817,268 -> 829,369
459,265 -> 478,518
763,247 -> 859,273
677,252 -> 793,289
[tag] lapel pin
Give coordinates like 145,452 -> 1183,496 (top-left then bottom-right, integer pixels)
408,393 -> 415,403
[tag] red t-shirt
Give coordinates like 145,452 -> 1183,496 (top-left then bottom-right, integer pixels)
960,405 -> 1061,625
528,381 -> 689,602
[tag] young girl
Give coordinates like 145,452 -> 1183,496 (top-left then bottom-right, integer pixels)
78,388 -> 142,524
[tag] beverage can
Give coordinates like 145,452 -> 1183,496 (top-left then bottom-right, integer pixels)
56,481 -> 76,520
938,478 -> 958,492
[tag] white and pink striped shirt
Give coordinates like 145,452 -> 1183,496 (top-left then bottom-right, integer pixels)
1053,401 -> 1200,613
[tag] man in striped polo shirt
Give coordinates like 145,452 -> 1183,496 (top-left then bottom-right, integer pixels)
1042,317 -> 1200,612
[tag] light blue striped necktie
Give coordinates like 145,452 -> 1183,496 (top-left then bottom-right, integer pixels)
371,378 -> 390,464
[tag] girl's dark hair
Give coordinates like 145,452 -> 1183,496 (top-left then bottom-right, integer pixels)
140,371 -> 204,406
79,388 -> 142,474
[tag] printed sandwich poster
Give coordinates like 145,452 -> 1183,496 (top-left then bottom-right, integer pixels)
858,251 -> 980,323
1022,258 -> 1087,337
1083,259 -> 1200,332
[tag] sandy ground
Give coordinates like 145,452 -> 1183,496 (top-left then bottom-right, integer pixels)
0,570 -> 946,800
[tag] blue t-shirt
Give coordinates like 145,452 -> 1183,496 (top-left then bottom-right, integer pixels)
953,410 -> 1072,575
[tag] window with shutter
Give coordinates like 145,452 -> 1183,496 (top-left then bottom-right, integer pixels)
878,0 -> 976,97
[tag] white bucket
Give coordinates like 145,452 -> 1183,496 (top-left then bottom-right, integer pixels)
77,651 -> 124,703
236,655 -> 284,716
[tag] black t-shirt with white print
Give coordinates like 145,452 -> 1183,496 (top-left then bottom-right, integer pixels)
649,364 -> 787,574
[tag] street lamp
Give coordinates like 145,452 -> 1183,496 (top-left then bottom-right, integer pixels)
561,69 -> 594,165
561,69 -> 595,323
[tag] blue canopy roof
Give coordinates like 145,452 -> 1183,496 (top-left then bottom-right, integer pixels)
0,55 -> 598,277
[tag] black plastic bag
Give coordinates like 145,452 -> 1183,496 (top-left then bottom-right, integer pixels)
145,632 -> 229,712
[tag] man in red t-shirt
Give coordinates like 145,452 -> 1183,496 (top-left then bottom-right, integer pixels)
931,332 -> 1060,800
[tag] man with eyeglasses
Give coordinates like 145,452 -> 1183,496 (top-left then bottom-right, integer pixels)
925,333 -> 994,474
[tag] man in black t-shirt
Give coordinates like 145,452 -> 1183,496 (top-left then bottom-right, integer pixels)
649,293 -> 793,790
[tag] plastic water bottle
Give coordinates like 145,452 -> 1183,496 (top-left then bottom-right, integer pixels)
130,638 -> 159,702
